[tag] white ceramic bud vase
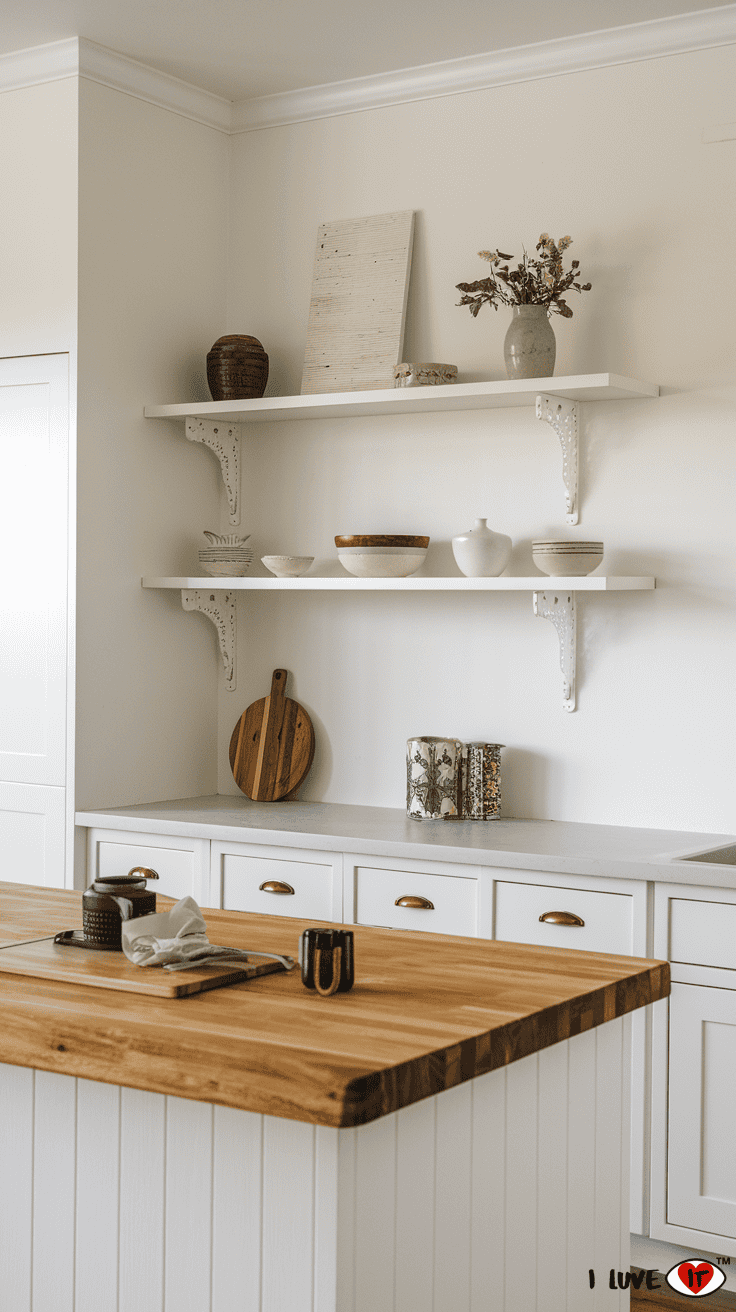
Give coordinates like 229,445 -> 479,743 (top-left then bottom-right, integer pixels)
452,518 -> 512,577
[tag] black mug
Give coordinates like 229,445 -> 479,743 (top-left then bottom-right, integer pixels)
299,928 -> 354,995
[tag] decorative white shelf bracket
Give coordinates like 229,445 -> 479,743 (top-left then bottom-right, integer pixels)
185,418 -> 241,525
181,589 -> 237,690
533,590 -> 577,712
536,395 -> 579,524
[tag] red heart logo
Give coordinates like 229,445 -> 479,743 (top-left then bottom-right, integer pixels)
678,1262 -> 714,1293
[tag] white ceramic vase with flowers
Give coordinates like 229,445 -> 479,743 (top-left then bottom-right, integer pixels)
456,234 -> 592,379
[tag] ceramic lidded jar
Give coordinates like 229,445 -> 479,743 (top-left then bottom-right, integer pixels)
207,335 -> 269,401
452,519 -> 512,577
82,867 -> 159,948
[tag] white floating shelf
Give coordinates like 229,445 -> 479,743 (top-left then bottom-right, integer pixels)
142,575 -> 655,712
144,373 -> 658,425
142,576 -> 654,591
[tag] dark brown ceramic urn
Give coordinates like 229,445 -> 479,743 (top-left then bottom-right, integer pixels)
207,335 -> 269,401
82,867 -> 158,948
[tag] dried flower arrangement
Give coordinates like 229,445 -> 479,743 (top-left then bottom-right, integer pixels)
456,235 -> 592,319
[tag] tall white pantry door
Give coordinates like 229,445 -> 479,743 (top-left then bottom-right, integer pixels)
0,354 -> 69,884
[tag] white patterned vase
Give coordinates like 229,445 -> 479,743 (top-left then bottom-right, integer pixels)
406,737 -> 462,820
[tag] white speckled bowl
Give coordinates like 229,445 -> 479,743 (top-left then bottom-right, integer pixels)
337,545 -> 427,578
261,555 -> 314,578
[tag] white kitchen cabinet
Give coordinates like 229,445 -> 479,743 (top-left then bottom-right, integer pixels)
344,852 -> 489,938
86,827 -> 210,903
211,839 -> 343,921
650,883 -> 736,1257
666,983 -> 736,1240
0,354 -> 70,886
494,875 -> 637,955
354,864 -> 476,935
0,782 -> 66,887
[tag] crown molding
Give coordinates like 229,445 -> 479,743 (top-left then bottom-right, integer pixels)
77,38 -> 232,131
0,36 -> 79,93
0,36 -> 232,132
1,8 -> 734,135
231,3 -> 736,132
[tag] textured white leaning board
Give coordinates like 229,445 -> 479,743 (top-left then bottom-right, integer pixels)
301,210 -> 415,394
0,1017 -> 630,1312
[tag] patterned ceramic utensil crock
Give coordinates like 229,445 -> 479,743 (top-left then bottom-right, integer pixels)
406,737 -> 463,820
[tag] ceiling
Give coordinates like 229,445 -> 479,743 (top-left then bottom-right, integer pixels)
0,0 -> 726,102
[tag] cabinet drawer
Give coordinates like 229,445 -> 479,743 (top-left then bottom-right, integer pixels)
355,867 -> 477,936
670,898 -> 736,971
221,853 -> 335,920
94,838 -> 197,902
495,880 -> 634,955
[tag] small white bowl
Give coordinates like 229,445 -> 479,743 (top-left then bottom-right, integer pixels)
338,545 -> 427,578
199,559 -> 253,577
532,541 -> 604,577
261,555 -> 314,578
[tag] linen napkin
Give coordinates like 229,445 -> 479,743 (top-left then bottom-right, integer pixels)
121,896 -> 294,972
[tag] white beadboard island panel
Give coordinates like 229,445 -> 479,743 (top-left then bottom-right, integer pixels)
0,1016 -> 631,1311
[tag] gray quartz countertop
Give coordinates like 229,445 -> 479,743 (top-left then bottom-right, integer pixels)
75,796 -> 736,888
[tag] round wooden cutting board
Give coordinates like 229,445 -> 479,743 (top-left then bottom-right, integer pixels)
229,669 -> 315,801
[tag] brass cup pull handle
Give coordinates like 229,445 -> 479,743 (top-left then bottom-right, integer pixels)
395,895 -> 435,910
539,910 -> 585,927
128,866 -> 159,881
314,946 -> 342,997
259,881 -> 295,895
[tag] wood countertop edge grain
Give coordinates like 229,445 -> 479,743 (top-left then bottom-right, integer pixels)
0,884 -> 670,1127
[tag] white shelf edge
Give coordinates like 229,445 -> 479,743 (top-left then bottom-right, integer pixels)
143,373 -> 659,424
141,575 -> 656,591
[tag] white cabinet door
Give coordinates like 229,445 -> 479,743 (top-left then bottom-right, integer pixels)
212,841 -> 343,922
345,853 -> 489,938
0,354 -> 69,789
0,782 -> 65,886
666,982 -> 736,1242
87,828 -> 210,904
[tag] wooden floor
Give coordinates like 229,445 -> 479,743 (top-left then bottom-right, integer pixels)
631,1270 -> 736,1309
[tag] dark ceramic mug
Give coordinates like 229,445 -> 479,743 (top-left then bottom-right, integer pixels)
299,928 -> 354,996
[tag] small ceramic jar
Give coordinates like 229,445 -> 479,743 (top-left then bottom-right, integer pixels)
452,518 -> 512,577
207,336 -> 269,400
393,363 -> 458,387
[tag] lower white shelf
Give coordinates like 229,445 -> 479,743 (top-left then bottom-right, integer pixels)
142,575 -> 654,591
141,575 -> 656,711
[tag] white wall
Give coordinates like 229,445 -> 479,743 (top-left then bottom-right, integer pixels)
221,45 -> 736,832
0,77 -> 78,358
76,80 -> 230,809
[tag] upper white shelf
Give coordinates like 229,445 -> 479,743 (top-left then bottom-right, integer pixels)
142,576 -> 654,591
143,373 -> 659,425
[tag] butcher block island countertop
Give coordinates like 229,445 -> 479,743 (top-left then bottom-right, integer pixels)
0,882 -> 668,1128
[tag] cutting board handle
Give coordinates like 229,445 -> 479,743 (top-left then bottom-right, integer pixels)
270,669 -> 287,699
